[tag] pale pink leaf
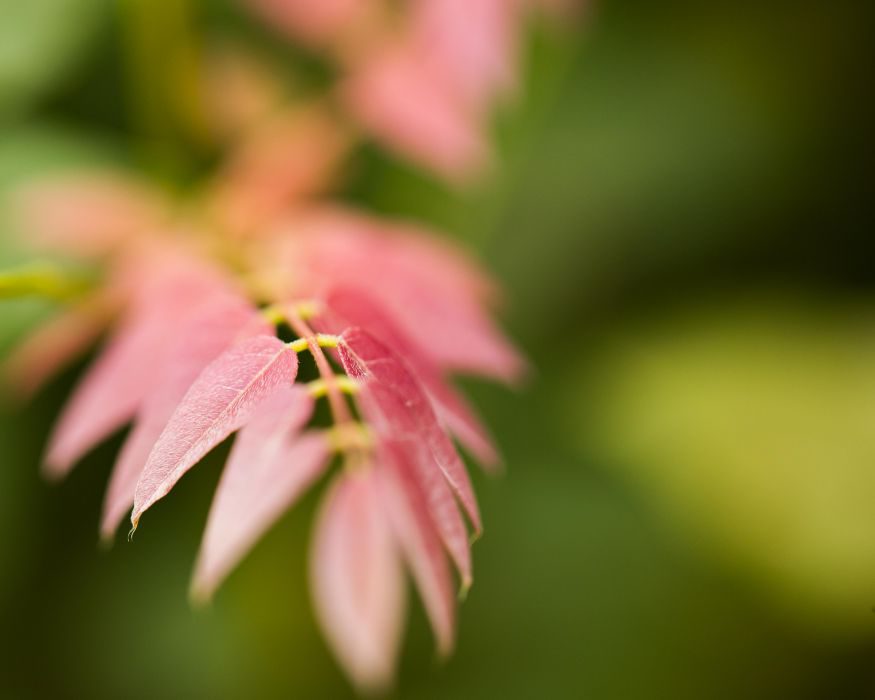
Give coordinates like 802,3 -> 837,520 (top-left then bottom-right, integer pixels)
193,386 -> 329,600
44,259 -> 238,477
100,295 -> 269,539
13,173 -> 164,259
207,106 -> 350,234
311,468 -> 406,692
338,327 -> 482,535
4,297 -> 109,398
131,335 -> 298,527
342,43 -> 488,181
317,287 -> 500,467
411,0 -> 519,113
376,452 -> 455,657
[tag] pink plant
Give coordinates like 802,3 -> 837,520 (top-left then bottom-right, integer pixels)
0,0 -> 574,691
242,0 -> 571,181
7,155 -> 524,691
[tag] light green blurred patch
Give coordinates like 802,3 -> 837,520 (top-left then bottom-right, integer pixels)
0,125 -> 123,606
0,0 -> 110,118
573,293 -> 875,636
0,123 -> 123,352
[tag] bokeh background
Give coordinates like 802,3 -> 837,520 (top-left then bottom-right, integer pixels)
1,0 -> 874,697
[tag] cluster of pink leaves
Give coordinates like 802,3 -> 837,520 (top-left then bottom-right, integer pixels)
9,163 -> 524,691
0,0 -> 571,690
245,0 -> 577,181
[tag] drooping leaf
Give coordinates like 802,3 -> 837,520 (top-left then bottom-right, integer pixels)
376,451 -> 455,657
131,334 -> 298,527
192,386 -> 329,600
101,294 -> 269,539
311,467 -> 406,693
372,419 -> 472,588
338,327 -> 482,534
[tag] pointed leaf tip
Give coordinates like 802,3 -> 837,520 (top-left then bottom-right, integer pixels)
101,296 -> 267,541
132,334 -> 298,525
192,388 -> 330,599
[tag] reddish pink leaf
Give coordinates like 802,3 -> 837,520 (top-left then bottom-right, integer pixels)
371,418 -> 471,588
311,467 -> 405,692
376,452 -> 455,656
193,386 -> 329,600
43,261 -> 230,478
317,287 -> 500,467
131,334 -> 298,527
338,328 -> 481,535
100,295 -> 269,540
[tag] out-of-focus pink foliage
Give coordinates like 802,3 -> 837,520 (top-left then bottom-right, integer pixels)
311,467 -> 405,693
241,0 -> 572,181
206,106 -> 352,235
245,0 -> 372,49
0,0 -> 564,691
14,174 -> 166,258
264,207 -> 525,381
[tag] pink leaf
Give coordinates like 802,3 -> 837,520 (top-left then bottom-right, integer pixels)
373,420 -> 472,589
43,260 -> 230,478
131,334 -> 298,527
342,42 -> 488,181
338,327 -> 482,535
311,467 -> 405,693
13,173 -> 164,259
411,0 -> 519,113
4,296 -> 109,399
100,295 -> 269,540
376,452 -> 455,657
317,287 -> 500,467
193,386 -> 329,600
207,106 -> 350,234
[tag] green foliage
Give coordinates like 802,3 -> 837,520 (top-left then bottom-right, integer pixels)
0,0 -> 110,119
576,295 -> 875,635
0,125 -> 119,350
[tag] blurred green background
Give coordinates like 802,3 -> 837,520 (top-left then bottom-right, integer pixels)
2,0 -> 874,697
